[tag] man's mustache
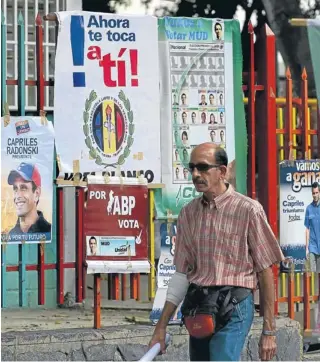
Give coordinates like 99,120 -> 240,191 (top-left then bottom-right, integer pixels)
193,177 -> 207,185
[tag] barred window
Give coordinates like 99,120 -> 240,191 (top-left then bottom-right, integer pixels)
2,0 -> 66,111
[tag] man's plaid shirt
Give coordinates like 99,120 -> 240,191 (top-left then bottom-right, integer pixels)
174,184 -> 284,289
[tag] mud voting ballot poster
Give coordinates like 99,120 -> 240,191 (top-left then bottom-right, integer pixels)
1,117 -> 54,244
155,17 -> 247,218
54,12 -> 160,183
84,184 -> 149,260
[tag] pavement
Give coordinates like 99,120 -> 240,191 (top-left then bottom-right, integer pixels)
1,301 -> 153,333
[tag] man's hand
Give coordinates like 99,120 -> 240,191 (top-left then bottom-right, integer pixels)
148,326 -> 167,354
259,334 -> 277,361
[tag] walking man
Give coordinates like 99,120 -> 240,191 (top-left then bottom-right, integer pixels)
149,143 -> 284,361
305,182 -> 320,272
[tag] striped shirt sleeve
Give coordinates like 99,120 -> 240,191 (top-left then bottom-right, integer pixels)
248,204 -> 284,272
173,207 -> 192,274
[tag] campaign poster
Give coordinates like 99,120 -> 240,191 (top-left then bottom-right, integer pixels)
1,117 -> 54,244
54,12 -> 160,184
155,17 -> 247,218
84,184 -> 149,261
150,221 -> 182,325
279,160 -> 320,272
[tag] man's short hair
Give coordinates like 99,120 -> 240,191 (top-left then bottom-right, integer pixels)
214,147 -> 228,167
312,182 -> 320,190
89,236 -> 97,244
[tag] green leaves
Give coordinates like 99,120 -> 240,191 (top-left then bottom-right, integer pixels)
118,154 -> 125,165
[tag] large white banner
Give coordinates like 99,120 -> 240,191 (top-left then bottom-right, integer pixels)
1,117 -> 54,244
54,12 -> 160,183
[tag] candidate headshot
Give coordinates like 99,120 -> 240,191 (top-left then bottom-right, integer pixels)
8,162 -> 51,235
88,236 -> 98,256
214,22 -> 223,40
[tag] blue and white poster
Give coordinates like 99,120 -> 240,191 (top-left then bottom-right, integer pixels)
279,160 -> 320,272
150,221 -> 182,324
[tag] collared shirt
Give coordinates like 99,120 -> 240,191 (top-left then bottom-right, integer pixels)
173,184 -> 284,290
304,202 -> 320,255
9,211 -> 51,235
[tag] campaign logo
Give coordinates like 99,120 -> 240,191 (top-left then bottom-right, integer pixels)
83,90 -> 134,168
15,120 -> 30,135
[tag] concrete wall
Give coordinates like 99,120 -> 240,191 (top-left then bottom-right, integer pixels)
1,317 -> 302,361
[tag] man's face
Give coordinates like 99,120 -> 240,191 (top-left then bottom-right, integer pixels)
182,112 -> 187,123
312,187 -> 320,203
191,113 -> 196,123
183,168 -> 188,179
209,94 -> 214,104
201,113 -> 206,122
190,148 -> 223,193
210,131 -> 215,141
201,94 -> 205,103
13,177 -> 39,217
220,113 -> 224,122
215,24 -> 222,39
181,94 -> 186,104
176,168 -> 179,178
89,238 -> 97,254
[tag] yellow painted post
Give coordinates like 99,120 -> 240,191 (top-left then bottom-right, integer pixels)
292,107 -> 297,159
148,189 -> 156,301
311,272 -> 315,303
281,272 -> 286,297
279,108 -> 284,161
296,273 -> 300,311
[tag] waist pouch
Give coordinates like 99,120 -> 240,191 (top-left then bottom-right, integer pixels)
181,284 -> 251,339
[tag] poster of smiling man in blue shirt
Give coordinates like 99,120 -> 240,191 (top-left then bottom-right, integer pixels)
305,182 -> 320,272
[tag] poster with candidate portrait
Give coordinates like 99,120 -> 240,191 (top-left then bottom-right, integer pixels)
54,11 -> 160,184
1,117 -> 54,244
84,179 -> 150,274
279,160 -> 320,272
155,17 -> 247,218
150,221 -> 182,325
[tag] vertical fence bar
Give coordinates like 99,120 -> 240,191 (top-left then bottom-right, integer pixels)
57,188 -> 64,305
18,12 -> 25,116
36,12 -> 46,307
36,13 -> 45,111
130,274 -> 138,299
292,107 -> 297,159
94,273 -> 101,329
113,274 -> 120,300
17,11 -> 27,307
247,22 -> 256,199
1,245 -> 6,308
285,68 -> 293,160
317,102 -> 320,157
18,244 -> 27,306
288,265 -> 295,319
149,189 -> 156,301
121,274 -> 127,301
76,187 -> 84,303
301,68 -> 310,159
38,243 -> 45,305
304,271 -> 311,330
278,108 -> 284,161
1,12 -> 7,113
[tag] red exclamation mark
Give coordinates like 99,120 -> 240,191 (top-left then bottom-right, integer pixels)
130,50 -> 138,86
